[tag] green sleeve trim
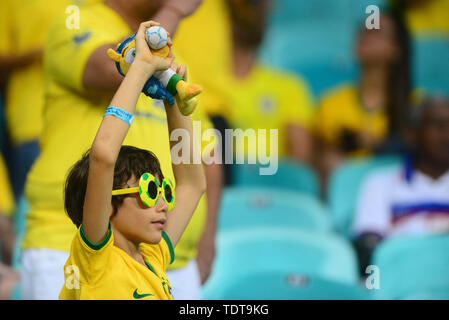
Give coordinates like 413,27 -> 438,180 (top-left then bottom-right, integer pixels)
161,231 -> 175,264
80,222 -> 112,251
166,74 -> 183,96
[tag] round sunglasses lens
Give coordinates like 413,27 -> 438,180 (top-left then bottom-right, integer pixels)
164,184 -> 173,202
148,181 -> 158,199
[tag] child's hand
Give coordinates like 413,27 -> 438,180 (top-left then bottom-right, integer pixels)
170,61 -> 187,80
162,61 -> 188,110
134,21 -> 175,74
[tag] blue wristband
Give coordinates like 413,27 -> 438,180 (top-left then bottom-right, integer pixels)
104,106 -> 134,126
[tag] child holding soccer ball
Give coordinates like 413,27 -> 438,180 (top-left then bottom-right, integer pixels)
59,21 -> 206,300
107,25 -> 203,116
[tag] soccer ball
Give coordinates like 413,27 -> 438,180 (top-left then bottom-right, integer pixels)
145,26 -> 168,50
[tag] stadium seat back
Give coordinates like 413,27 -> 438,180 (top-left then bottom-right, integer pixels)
202,228 -> 360,299
413,37 -> 449,95
259,22 -> 356,96
233,161 -> 320,197
10,195 -> 28,300
204,270 -> 372,300
218,187 -> 331,233
260,0 -> 387,96
372,234 -> 449,300
402,291 -> 449,300
327,155 -> 402,237
268,0 -> 387,26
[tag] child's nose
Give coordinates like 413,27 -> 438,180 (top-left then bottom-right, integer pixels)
155,194 -> 168,212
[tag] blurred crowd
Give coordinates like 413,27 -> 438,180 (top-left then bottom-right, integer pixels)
0,0 -> 448,300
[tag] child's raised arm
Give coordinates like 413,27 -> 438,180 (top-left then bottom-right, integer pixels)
82,21 -> 174,245
164,63 -> 207,247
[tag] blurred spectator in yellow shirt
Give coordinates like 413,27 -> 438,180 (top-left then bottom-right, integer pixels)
392,0 -> 449,97
220,0 -> 315,172
315,10 -> 412,188
172,0 -> 230,284
0,154 -> 17,300
0,0 -> 98,201
21,0 -> 222,300
392,0 -> 449,36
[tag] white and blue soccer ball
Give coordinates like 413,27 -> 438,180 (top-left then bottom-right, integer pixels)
145,26 -> 168,50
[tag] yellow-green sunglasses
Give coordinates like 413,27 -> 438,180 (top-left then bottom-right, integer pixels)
112,172 -> 175,211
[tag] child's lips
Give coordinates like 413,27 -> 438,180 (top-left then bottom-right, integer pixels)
152,219 -> 166,229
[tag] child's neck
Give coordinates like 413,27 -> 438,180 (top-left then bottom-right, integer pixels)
112,226 -> 146,265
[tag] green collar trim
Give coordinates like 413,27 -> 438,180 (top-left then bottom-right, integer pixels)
144,260 -> 158,277
161,231 -> 175,264
80,222 -> 112,250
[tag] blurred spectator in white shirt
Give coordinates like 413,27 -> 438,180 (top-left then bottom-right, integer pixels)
352,95 -> 449,274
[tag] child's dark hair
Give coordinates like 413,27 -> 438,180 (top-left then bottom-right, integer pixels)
64,145 -> 164,228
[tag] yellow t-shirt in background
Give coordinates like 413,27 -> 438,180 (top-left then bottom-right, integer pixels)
405,0 -> 449,36
221,64 -> 315,159
174,0 -> 232,117
314,84 -> 388,156
59,226 -> 174,300
0,0 -> 95,145
0,155 -> 14,217
23,3 -> 213,270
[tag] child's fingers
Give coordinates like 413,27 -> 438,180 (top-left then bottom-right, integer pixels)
166,34 -> 173,48
140,20 -> 160,30
137,21 -> 159,36
166,55 -> 175,69
178,64 -> 187,80
166,45 -> 175,62
136,21 -> 161,45
170,61 -> 179,72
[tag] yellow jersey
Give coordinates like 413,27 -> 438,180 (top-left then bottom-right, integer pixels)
405,0 -> 449,36
221,64 -> 315,159
314,84 -> 388,156
0,154 -> 14,217
174,0 -> 232,116
0,0 -> 95,145
23,2 -> 213,270
59,225 -> 174,300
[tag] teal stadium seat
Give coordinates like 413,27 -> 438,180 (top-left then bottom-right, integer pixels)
218,187 -> 331,233
372,234 -> 449,300
413,37 -> 449,95
202,228 -> 361,299
233,161 -> 320,198
210,271 -> 371,300
10,196 -> 28,300
259,0 -> 386,96
327,155 -> 401,237
259,21 -> 356,96
404,291 -> 449,300
268,0 -> 352,26
12,195 -> 28,268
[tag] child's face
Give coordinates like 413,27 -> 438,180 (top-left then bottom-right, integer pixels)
111,175 -> 168,245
